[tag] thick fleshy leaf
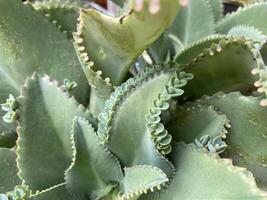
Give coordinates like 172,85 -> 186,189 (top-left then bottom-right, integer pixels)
73,0 -> 180,111
216,2 -> 267,35
120,165 -> 168,200
168,0 -> 215,46
97,64 -> 192,178
0,148 -> 21,193
0,0 -> 89,105
178,37 -> 267,105
195,92 -> 267,190
66,117 -> 123,199
166,104 -> 230,143
141,143 -> 266,199
16,74 -> 94,192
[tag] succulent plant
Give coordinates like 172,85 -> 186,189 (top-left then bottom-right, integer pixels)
1,0 -> 267,199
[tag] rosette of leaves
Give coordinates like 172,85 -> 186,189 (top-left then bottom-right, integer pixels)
1,0 -> 267,199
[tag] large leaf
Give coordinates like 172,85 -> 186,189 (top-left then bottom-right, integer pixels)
0,0 -> 89,105
16,74 -> 94,192
97,64 -> 192,178
65,117 -> 123,199
216,2 -> 267,35
195,92 -> 267,190
142,143 -> 266,199
166,104 -> 230,144
0,148 -> 21,193
168,0 -> 215,46
178,37 -> 267,105
73,0 -> 180,107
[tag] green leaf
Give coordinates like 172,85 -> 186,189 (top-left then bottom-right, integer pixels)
195,92 -> 267,190
147,33 -> 177,63
97,64 -> 192,178
141,143 -> 266,199
216,2 -> 267,35
206,0 -> 223,23
30,184 -> 85,200
166,104 -> 230,144
16,74 -> 95,192
65,117 -> 123,199
0,148 -> 21,193
32,0 -> 81,38
227,25 -> 267,49
120,165 -> 168,200
74,0 -> 180,86
168,0 -> 215,46
0,0 -> 89,105
175,34 -> 224,64
178,37 -> 267,106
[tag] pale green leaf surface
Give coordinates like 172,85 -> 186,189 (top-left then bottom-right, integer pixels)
216,2 -> 267,35
0,0 -> 89,105
17,74 -> 94,192
141,143 -> 266,199
33,0 -> 80,37
75,0 -> 180,86
0,148 -> 21,193
166,104 -> 229,143
168,0 -> 215,46
206,0 -> 223,22
30,184 -> 86,200
66,117 -> 123,200
97,65 -> 190,178
227,25 -> 267,49
179,37 -> 267,104
196,92 -> 267,190
120,165 -> 168,200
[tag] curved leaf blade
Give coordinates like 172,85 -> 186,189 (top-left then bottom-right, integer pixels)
65,117 -> 123,200
16,74 -> 94,192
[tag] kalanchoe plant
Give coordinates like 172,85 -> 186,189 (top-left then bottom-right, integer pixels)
1,0 -> 267,199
